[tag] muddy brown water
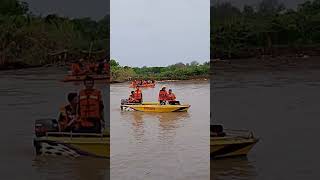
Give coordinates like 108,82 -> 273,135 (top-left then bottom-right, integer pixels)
111,80 -> 210,180
0,67 -> 109,180
212,68 -> 320,180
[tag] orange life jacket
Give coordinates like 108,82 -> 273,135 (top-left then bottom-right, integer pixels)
167,93 -> 176,101
134,89 -> 142,100
71,63 -> 82,75
104,63 -> 109,73
128,94 -> 137,103
58,104 -> 78,131
85,63 -> 95,72
79,89 -> 102,127
158,90 -> 168,101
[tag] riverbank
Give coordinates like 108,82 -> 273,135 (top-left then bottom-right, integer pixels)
110,77 -> 209,84
0,0 -> 109,71
0,61 -> 68,71
212,55 -> 320,73
110,60 -> 210,83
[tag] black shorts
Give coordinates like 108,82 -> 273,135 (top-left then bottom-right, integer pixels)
169,101 -> 180,105
159,100 -> 166,105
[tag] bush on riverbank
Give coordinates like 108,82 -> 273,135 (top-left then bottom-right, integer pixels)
211,0 -> 320,59
110,60 -> 209,82
0,0 -> 109,68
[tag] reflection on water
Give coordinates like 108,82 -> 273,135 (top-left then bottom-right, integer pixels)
212,69 -> 320,180
211,157 -> 257,180
0,68 -> 109,180
111,81 -> 209,180
125,112 -> 190,143
33,157 -> 109,180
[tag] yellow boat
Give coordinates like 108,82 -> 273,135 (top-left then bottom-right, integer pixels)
211,125 -> 259,159
33,119 -> 109,158
120,102 -> 190,112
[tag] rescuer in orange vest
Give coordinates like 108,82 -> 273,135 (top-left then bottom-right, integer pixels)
58,92 -> 79,132
158,86 -> 168,105
128,91 -> 138,103
77,76 -> 104,133
134,86 -> 143,103
71,60 -> 85,75
167,89 -> 180,105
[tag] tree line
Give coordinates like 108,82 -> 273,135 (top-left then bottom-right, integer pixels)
110,60 -> 210,82
0,0 -> 109,69
211,0 -> 320,59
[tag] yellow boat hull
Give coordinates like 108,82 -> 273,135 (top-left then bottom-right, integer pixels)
121,104 -> 190,112
34,132 -> 109,158
211,136 -> 258,158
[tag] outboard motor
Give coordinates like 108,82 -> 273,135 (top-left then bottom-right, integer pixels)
210,125 -> 226,137
121,99 -> 128,105
35,119 -> 59,137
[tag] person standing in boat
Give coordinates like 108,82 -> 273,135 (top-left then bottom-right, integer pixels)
134,86 -> 143,103
158,86 -> 168,105
167,89 -> 180,105
77,76 -> 104,133
58,92 -> 79,132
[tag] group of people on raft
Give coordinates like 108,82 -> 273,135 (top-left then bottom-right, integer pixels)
131,80 -> 155,87
71,58 -> 109,76
58,76 -> 104,133
127,86 -> 180,105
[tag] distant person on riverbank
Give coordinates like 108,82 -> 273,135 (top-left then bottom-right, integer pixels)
134,86 -> 143,103
167,89 -> 180,105
58,92 -> 78,132
158,86 -> 168,105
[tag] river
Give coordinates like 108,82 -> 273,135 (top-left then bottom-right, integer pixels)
110,80 -> 210,180
212,68 -> 320,179
0,67 -> 110,180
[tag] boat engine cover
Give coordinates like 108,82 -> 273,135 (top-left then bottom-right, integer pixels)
121,99 -> 128,105
35,119 -> 59,137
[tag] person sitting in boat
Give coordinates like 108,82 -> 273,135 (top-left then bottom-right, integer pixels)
131,80 -> 137,87
58,92 -> 79,132
84,61 -> 95,74
158,86 -> 168,105
134,86 -> 143,103
142,80 -> 148,85
77,76 -> 104,133
103,59 -> 109,74
96,59 -> 105,75
128,91 -> 138,103
167,89 -> 180,105
71,60 -> 85,76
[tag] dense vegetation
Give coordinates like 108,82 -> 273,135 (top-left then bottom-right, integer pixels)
0,0 -> 109,69
211,0 -> 320,59
110,60 -> 210,82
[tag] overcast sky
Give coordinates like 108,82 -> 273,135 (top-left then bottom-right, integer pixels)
111,0 -> 210,67
211,0 -> 307,9
24,0 -> 109,20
